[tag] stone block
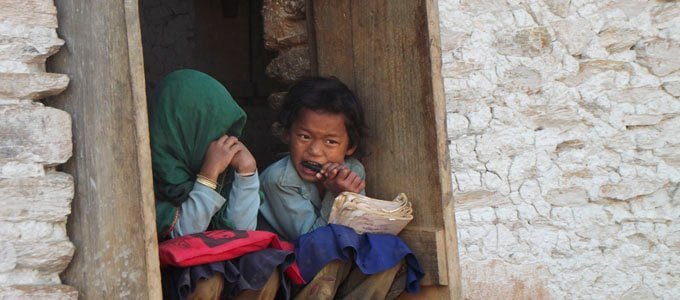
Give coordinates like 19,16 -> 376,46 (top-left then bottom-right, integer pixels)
0,242 -> 16,272
460,259 -> 551,299
265,45 -> 310,84
654,146 -> 680,168
636,38 -> 680,76
0,0 -> 58,28
14,239 -> 74,273
0,220 -> 67,244
502,66 -> 542,93
543,0 -> 570,18
0,105 -> 71,165
0,285 -> 77,299
0,268 -> 59,286
598,27 -> 640,54
263,0 -> 307,51
267,91 -> 286,111
600,179 -> 664,201
496,26 -> 551,57
622,285 -> 655,300
0,72 -> 69,100
439,28 -> 470,53
0,162 -> 44,178
608,88 -> 676,115
0,172 -> 73,222
562,60 -> 631,87
455,190 -> 510,210
0,33 -> 65,63
546,187 -> 589,206
622,115 -> 663,127
460,0 -> 509,14
662,81 -> 680,97
552,17 -> 594,56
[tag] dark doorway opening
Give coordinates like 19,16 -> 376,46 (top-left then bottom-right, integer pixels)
139,0 -> 287,169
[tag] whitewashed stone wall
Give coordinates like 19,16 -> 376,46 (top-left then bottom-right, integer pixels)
0,0 -> 76,298
439,0 -> 679,299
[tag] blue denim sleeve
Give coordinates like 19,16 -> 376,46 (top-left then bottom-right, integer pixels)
225,171 -> 260,230
171,181 -> 226,238
171,172 -> 260,238
260,180 -> 327,241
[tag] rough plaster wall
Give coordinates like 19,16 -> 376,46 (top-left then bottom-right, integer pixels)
0,0 -> 77,298
438,0 -> 679,299
139,0 -> 196,93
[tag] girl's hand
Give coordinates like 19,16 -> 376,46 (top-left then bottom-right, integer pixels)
229,141 -> 257,175
319,163 -> 365,194
199,135 -> 242,181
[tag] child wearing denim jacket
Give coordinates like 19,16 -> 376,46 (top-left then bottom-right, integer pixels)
259,77 -> 423,299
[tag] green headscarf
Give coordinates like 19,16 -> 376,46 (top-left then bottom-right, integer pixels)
149,69 -> 247,239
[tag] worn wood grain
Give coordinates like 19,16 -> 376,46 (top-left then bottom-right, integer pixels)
309,0 -> 355,87
124,0 -> 162,298
425,0 -> 462,296
312,0 -> 461,297
399,228 -> 448,285
47,0 -> 161,298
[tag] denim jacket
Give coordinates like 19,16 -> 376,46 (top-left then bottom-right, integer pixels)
259,155 -> 365,241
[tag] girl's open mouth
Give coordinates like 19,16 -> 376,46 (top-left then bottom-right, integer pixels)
301,160 -> 322,173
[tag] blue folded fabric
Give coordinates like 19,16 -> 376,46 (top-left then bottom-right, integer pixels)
294,224 -> 425,293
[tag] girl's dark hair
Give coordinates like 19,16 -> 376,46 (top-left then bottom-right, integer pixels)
279,76 -> 367,157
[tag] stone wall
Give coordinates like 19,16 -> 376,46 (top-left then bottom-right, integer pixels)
439,0 -> 679,298
139,0 -> 196,93
262,0 -> 310,84
0,0 -> 76,298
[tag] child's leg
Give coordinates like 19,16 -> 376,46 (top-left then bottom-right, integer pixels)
233,270 -> 280,300
187,272 -> 224,300
295,260 -> 353,300
335,261 -> 405,300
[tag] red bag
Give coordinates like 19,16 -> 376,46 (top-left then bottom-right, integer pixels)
159,230 -> 305,284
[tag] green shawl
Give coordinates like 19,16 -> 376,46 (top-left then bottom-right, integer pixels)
149,69 -> 247,239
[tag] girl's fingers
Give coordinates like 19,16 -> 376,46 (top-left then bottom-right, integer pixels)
223,136 -> 239,148
216,135 -> 230,144
357,180 -> 366,192
321,163 -> 341,178
337,167 -> 350,179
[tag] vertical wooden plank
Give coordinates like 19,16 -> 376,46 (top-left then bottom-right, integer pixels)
424,0 -> 462,297
350,0 -> 443,229
47,0 -> 161,298
349,0 -> 448,286
312,0 -> 461,297
310,0 -> 355,88
124,0 -> 163,298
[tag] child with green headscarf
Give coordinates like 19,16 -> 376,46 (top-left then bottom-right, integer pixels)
150,69 -> 258,239
150,69 -> 284,299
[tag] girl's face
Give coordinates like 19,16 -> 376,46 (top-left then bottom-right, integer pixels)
287,108 -> 356,182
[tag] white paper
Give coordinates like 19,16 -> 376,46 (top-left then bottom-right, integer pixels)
328,192 -> 413,235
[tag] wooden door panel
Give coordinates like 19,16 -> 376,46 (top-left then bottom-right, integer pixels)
310,0 -> 461,296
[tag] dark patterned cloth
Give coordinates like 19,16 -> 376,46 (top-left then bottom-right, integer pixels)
162,248 -> 295,300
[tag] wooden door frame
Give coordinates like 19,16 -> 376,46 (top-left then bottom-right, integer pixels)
308,0 -> 462,298
48,1 -> 161,298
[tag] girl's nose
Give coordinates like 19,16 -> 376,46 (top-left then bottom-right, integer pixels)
307,140 -> 323,156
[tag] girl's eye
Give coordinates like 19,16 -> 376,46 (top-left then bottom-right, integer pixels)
297,133 -> 311,140
325,139 -> 339,145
